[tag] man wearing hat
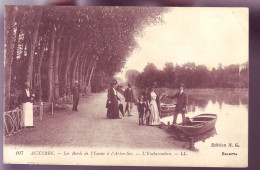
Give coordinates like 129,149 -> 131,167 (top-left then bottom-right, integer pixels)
124,83 -> 135,116
21,81 -> 35,103
72,80 -> 80,111
165,84 -> 187,125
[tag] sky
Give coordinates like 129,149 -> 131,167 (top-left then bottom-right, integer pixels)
116,8 -> 248,80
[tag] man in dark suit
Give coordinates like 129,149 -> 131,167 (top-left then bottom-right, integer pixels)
21,81 -> 34,103
124,83 -> 135,116
166,84 -> 187,125
72,80 -> 80,111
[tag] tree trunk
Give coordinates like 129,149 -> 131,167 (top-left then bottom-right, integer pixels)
79,53 -> 88,92
83,59 -> 93,92
58,36 -> 67,80
67,67 -> 71,96
36,43 -> 45,101
47,25 -> 56,102
70,45 -> 84,88
63,37 -> 72,96
26,7 -> 43,85
54,28 -> 63,100
64,40 -> 82,96
76,62 -> 79,83
71,58 -> 79,86
20,32 -> 26,61
83,58 -> 97,94
58,36 -> 68,97
85,58 -> 95,84
11,24 -> 21,80
88,63 -> 96,86
4,6 -> 18,111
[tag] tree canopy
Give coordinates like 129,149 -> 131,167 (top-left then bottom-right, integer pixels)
4,6 -> 168,111
125,69 -> 140,85
135,62 -> 248,89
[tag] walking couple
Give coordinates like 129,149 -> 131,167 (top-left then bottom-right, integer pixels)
106,80 -> 135,119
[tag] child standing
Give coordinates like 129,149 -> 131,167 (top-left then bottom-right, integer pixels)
137,96 -> 146,125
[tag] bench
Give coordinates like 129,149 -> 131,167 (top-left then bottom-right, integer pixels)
54,98 -> 70,109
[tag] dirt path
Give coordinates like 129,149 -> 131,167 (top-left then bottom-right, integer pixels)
4,91 -> 186,149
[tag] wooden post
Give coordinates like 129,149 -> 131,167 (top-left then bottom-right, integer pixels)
189,137 -> 195,150
40,102 -> 43,121
17,108 -> 22,131
51,102 -> 54,115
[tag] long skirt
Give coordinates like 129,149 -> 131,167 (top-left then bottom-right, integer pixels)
107,99 -> 119,119
149,100 -> 160,125
22,102 -> 33,126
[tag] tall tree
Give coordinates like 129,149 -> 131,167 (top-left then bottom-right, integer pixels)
26,7 -> 43,84
125,69 -> 140,85
4,6 -> 18,111
47,24 -> 56,101
54,27 -> 64,100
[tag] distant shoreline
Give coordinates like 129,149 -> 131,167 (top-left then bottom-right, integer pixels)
132,86 -> 248,95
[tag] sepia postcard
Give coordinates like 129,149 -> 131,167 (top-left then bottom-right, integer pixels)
3,6 -> 248,167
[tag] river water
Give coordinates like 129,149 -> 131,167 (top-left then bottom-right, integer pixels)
135,88 -> 248,151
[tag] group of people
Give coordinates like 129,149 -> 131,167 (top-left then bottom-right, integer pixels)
137,86 -> 161,126
20,78 -> 187,128
106,80 -> 135,119
106,80 -> 188,126
19,80 -> 80,127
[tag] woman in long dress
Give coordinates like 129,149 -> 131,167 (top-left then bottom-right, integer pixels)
148,87 -> 160,125
107,80 -> 121,119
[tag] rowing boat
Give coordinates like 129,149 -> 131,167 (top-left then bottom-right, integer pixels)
173,114 -> 217,136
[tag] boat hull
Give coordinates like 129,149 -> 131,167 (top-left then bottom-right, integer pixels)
173,114 -> 217,136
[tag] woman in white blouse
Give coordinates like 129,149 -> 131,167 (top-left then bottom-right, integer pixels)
148,87 -> 160,125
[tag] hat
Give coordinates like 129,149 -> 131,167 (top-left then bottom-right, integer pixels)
110,80 -> 117,85
138,95 -> 144,101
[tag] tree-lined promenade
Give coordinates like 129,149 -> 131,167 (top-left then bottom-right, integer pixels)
5,91 -> 184,149
4,6 -> 167,111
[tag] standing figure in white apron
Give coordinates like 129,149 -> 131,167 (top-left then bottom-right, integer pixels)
21,81 -> 35,127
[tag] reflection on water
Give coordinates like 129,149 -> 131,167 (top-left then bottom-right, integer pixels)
158,89 -> 248,151
171,127 -> 217,145
159,89 -> 248,114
